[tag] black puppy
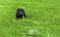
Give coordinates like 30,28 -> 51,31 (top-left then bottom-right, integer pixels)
16,8 -> 26,19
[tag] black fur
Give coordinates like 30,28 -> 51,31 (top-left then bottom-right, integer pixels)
16,8 -> 26,19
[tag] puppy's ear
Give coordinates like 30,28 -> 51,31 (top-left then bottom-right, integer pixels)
24,14 -> 26,17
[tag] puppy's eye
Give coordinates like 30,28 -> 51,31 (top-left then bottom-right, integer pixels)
20,10 -> 23,11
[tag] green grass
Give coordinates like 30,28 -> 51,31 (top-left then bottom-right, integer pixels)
0,0 -> 60,37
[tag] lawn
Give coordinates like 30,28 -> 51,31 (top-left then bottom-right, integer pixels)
0,0 -> 60,37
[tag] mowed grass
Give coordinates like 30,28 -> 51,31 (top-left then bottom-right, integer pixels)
0,0 -> 60,37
